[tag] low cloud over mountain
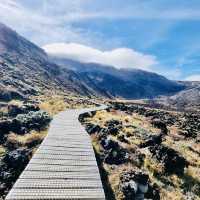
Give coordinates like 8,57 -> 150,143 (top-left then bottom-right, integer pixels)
43,43 -> 158,70
185,75 -> 200,81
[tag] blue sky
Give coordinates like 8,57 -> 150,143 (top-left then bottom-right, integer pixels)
0,0 -> 200,80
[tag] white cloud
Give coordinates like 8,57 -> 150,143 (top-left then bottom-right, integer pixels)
43,43 -> 157,70
0,0 -> 97,45
1,0 -> 200,47
185,74 -> 200,81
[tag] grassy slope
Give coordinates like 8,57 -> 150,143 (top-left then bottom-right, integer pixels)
82,104 -> 200,200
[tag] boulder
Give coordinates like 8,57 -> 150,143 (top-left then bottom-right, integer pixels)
107,127 -> 119,136
145,183 -> 160,200
0,120 -> 12,134
85,123 -> 101,135
0,182 -> 7,197
117,134 -> 130,144
101,138 -> 129,165
78,111 -> 96,122
139,133 -> 164,148
3,149 -> 31,171
11,110 -> 51,134
179,112 -> 200,138
0,89 -> 25,102
104,147 -> 128,165
105,119 -> 122,127
100,137 -> 119,151
119,170 -> 159,200
111,102 -> 128,111
0,149 -> 32,197
8,103 -> 40,117
149,144 -> 189,175
151,119 -> 168,134
104,119 -> 122,136
0,168 -> 15,185
0,120 -> 12,142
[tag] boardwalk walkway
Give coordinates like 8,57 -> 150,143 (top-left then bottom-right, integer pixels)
6,105 -> 107,200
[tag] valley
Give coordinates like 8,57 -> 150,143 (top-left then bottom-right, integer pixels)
0,22 -> 199,200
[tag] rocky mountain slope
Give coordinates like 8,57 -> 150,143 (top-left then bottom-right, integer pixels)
50,57 -> 185,99
155,81 -> 200,111
0,23 -> 96,99
0,22 -> 187,100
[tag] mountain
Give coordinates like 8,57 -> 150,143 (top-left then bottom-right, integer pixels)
156,81 -> 200,111
0,22 -> 186,100
0,23 -> 95,99
50,57 -> 185,99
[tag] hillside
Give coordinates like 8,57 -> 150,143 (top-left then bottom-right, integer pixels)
50,57 -> 185,99
0,23 -> 96,99
154,81 -> 200,111
80,101 -> 200,200
0,22 -> 187,100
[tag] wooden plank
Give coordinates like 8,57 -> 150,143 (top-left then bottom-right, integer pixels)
25,165 -> 99,172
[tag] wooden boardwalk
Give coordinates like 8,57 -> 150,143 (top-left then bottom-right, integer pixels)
6,105 -> 107,200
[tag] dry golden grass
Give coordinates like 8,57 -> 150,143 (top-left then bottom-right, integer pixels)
39,95 -> 70,116
91,134 -> 102,155
8,100 -> 23,107
163,136 -> 200,172
0,145 -> 6,157
83,107 -> 200,200
0,106 -> 8,115
187,166 -> 200,182
7,130 -> 47,148
144,157 -> 163,176
160,189 -> 184,200
87,110 -> 120,126
38,95 -> 97,116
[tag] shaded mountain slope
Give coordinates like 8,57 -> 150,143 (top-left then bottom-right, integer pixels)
156,81 -> 200,111
0,22 -> 187,100
51,57 -> 185,99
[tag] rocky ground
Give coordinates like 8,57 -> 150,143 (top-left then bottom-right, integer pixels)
0,92 -> 97,199
80,101 -> 200,200
0,98 -> 51,199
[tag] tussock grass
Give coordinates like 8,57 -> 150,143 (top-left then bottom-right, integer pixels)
0,145 -> 6,157
39,95 -> 70,116
8,100 -> 23,107
38,95 -> 97,116
83,107 -> 200,200
7,130 -> 47,149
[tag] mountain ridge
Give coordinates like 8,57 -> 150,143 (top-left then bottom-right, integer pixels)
49,56 -> 185,99
0,23 -> 98,99
0,22 -> 188,100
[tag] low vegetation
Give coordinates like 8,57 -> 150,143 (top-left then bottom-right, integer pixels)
38,95 -> 97,115
0,93 -> 96,199
80,101 -> 200,200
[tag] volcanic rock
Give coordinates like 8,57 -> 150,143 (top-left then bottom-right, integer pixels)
120,170 -> 159,200
149,144 -> 189,175
85,123 -> 101,135
3,149 -> 31,170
